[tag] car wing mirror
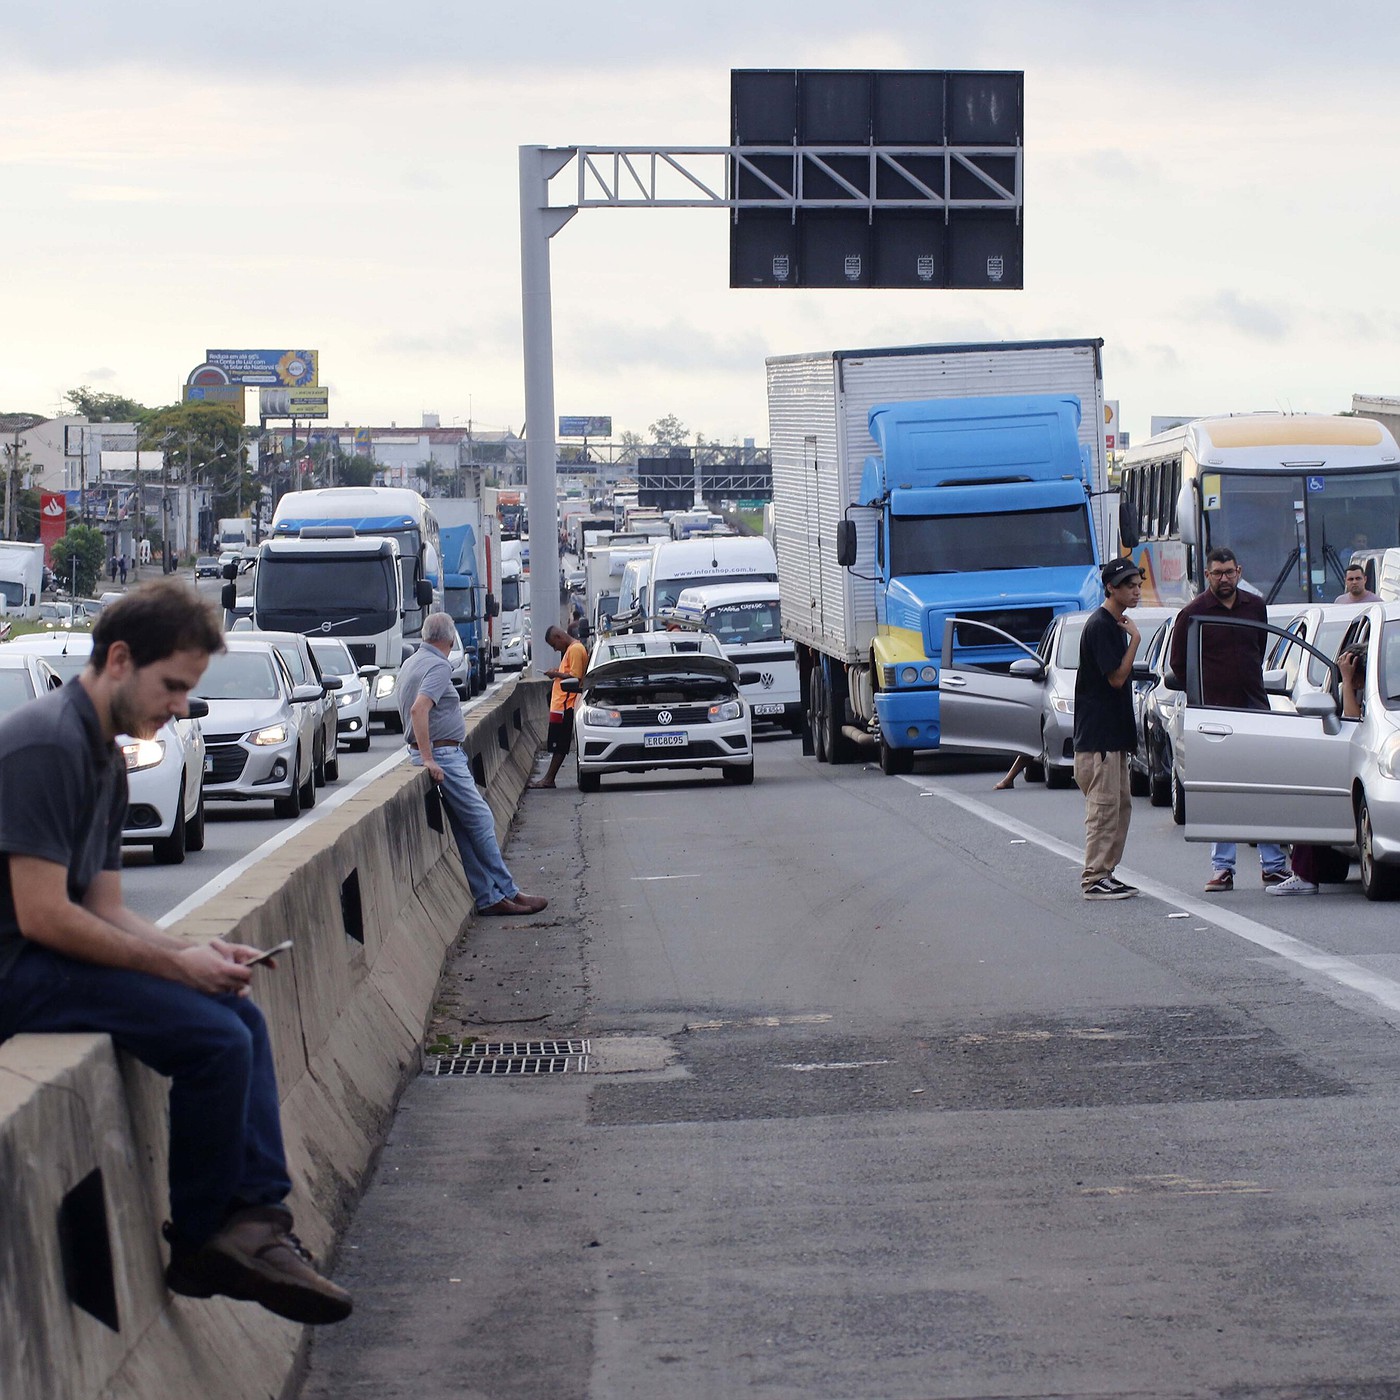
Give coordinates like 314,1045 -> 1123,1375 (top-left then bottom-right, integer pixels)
358,664 -> 380,678
1296,689 -> 1342,736
558,676 -> 580,694
291,683 -> 323,704
322,675 -> 343,691
1008,657 -> 1045,680
1262,667 -> 1289,695
1163,665 -> 1184,692
1131,660 -> 1154,680
187,698 -> 209,720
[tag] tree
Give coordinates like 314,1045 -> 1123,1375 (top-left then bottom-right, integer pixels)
615,430 -> 645,466
63,387 -> 149,422
648,414 -> 688,449
51,524 -> 106,597
141,402 -> 250,523
339,455 -> 379,487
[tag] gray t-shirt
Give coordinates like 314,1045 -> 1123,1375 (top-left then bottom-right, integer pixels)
396,643 -> 465,747
0,682 -> 127,981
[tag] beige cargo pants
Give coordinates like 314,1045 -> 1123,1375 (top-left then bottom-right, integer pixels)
1072,749 -> 1132,890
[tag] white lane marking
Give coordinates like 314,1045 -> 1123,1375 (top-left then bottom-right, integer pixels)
631,874 -> 702,882
902,776 -> 1400,1020
781,1060 -> 894,1073
157,748 -> 407,929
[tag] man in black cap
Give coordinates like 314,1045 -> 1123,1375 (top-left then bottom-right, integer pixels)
1073,556 -> 1143,900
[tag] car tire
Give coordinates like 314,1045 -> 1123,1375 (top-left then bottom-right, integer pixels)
577,768 -> 601,793
151,781 -> 188,865
325,737 -> 340,783
723,761 -> 756,785
383,712 -> 404,735
1171,766 -> 1186,826
313,736 -> 326,788
350,734 -> 372,753
878,734 -> 913,775
299,748 -> 317,810
273,761 -> 302,820
1357,793 -> 1400,901
186,789 -> 206,853
1024,759 -> 1046,783
1045,762 -> 1073,790
1149,768 -> 1170,807
1129,763 -> 1150,798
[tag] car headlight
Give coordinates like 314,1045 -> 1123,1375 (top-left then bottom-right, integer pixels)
249,724 -> 288,746
1051,696 -> 1074,715
336,690 -> 355,708
920,665 -> 937,683
121,738 -> 165,772
1378,733 -> 1400,780
581,704 -> 621,728
375,672 -> 398,698
900,665 -> 919,685
708,700 -> 742,722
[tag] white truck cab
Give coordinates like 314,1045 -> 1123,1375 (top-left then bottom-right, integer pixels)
669,580 -> 801,732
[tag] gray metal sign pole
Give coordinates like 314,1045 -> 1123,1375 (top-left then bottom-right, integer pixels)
519,146 -> 575,675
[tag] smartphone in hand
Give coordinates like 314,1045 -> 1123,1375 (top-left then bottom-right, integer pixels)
246,939 -> 294,967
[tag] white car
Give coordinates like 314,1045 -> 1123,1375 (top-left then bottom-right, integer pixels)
309,636 -> 375,753
572,630 -> 753,790
499,630 -> 530,671
37,601 -> 75,629
195,637 -> 320,818
2,632 -> 208,863
0,650 -> 63,715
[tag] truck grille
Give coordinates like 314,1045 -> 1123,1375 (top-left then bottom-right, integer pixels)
951,607 -> 1055,650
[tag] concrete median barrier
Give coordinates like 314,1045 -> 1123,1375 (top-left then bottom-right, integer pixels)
0,676 -> 549,1400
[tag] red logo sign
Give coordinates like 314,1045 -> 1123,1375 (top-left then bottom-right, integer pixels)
39,493 -> 66,566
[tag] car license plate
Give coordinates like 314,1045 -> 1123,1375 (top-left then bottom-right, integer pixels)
644,732 -> 688,749
752,703 -> 783,716
204,755 -> 214,775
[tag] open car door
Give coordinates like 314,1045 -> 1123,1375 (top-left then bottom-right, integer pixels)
938,618 -> 1047,758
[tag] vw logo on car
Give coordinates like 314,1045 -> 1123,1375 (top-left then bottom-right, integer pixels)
657,709 -> 673,725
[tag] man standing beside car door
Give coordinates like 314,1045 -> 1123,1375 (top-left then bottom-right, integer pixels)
1168,546 -> 1292,893
1074,558 -> 1144,901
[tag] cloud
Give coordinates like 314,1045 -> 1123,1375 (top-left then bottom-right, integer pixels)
69,184 -> 168,203
561,319 -> 769,377
80,367 -> 118,382
1193,291 -> 1291,341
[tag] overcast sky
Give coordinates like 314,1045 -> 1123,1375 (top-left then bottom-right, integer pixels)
3,0 -> 1398,445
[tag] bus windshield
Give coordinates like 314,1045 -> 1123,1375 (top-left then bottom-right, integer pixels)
1206,469 -> 1400,604
890,504 -> 1095,576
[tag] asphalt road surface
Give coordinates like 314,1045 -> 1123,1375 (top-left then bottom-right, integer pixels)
297,733 -> 1400,1399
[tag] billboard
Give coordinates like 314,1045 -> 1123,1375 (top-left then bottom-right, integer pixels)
205,349 -> 319,387
729,69 -> 1024,290
559,416 -> 612,438
261,387 -> 329,420
39,493 -> 66,567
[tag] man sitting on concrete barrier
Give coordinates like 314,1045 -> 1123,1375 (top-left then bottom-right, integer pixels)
0,581 -> 352,1326
398,612 -> 548,917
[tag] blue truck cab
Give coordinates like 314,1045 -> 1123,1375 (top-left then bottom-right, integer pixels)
441,521 -> 490,695
857,394 -> 1102,764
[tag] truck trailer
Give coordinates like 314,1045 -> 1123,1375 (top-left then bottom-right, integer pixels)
434,497 -> 496,693
0,541 -> 47,621
767,339 -> 1109,775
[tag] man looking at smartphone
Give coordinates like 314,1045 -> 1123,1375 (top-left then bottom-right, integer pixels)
0,582 -> 351,1324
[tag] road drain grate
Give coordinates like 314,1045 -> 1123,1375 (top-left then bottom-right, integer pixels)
424,1039 -> 591,1076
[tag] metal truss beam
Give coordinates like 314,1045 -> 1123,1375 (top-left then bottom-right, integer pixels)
569,145 -> 1022,216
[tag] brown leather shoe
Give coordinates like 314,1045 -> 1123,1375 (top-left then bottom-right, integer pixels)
166,1205 -> 352,1325
479,897 -> 526,916
509,893 -> 548,914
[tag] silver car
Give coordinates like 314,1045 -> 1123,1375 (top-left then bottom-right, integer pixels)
196,638 -> 320,819
1177,600 -> 1400,900
240,630 -> 343,785
309,636 -> 376,753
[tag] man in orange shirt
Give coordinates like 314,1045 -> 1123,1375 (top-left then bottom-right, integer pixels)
529,625 -> 589,790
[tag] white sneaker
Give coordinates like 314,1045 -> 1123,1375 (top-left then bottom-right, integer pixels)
1265,873 -> 1318,895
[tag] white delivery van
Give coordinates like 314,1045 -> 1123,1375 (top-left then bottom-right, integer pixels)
644,535 -> 779,625
671,581 -> 801,732
615,555 -> 652,632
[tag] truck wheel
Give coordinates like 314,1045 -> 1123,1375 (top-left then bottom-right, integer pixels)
823,664 -> 857,765
811,669 -> 829,763
1358,794 -> 1400,900
878,735 -> 913,775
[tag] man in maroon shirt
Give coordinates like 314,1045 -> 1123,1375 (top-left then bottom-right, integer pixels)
1169,546 -> 1291,892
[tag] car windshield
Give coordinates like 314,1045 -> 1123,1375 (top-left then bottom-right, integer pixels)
704,601 -> 782,645
1054,616 -> 1089,668
309,642 -> 354,676
0,669 -> 36,714
197,651 -> 280,700
890,505 -> 1095,575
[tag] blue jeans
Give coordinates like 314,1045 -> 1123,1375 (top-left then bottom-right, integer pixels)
0,944 -> 291,1250
410,744 -> 519,911
1211,841 -> 1288,876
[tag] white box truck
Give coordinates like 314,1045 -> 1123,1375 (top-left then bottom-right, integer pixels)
0,542 -> 47,621
767,338 -> 1109,773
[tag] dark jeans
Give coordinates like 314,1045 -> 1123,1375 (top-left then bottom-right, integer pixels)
0,944 -> 292,1249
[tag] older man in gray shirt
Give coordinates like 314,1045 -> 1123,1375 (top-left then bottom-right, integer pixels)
397,613 -> 547,916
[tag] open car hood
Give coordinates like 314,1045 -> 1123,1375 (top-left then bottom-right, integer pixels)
585,653 -> 740,689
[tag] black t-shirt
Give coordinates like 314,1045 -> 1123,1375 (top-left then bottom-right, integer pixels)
1073,606 -> 1136,754
0,682 -> 127,980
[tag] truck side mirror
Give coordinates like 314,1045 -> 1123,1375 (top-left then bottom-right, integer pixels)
1118,500 -> 1140,550
836,520 -> 857,568
220,583 -> 236,611
221,561 -> 238,580
416,579 -> 433,607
